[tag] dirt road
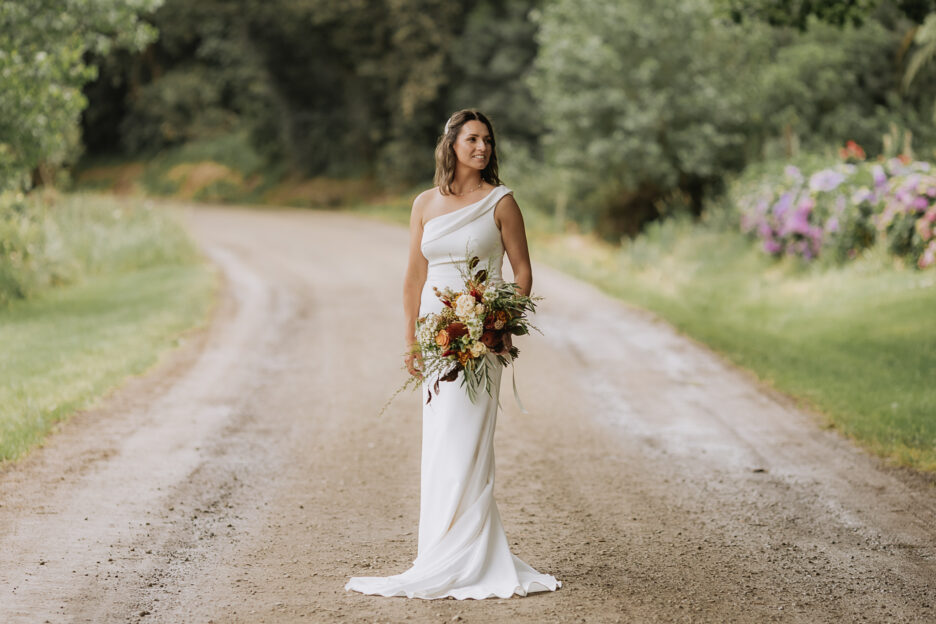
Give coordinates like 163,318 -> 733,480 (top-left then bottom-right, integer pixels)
1,203 -> 934,623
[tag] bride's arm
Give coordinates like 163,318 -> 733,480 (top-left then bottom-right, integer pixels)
496,194 -> 532,297
403,191 -> 430,376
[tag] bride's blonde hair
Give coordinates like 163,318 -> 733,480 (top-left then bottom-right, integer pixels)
434,109 -> 502,196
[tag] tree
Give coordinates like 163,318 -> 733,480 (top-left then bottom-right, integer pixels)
0,0 -> 162,191
902,13 -> 936,122
529,0 -> 758,234
718,0 -> 936,29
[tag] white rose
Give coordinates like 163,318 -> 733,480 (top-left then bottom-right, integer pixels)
455,293 -> 476,318
470,341 -> 487,357
474,303 -> 485,316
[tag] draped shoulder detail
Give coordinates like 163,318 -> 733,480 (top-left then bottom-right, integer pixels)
421,185 -> 513,246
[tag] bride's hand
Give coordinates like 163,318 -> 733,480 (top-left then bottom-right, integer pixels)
405,351 -> 423,378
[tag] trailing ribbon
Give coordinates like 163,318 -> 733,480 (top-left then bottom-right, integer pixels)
497,359 -> 528,414
511,360 -> 528,414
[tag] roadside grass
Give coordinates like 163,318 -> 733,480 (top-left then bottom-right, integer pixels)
0,266 -> 214,463
529,215 -> 936,473
1,191 -> 203,304
0,193 -> 215,463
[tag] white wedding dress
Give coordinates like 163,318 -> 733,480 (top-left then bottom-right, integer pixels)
345,185 -> 561,600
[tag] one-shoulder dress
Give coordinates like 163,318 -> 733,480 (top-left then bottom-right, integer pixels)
345,185 -> 562,600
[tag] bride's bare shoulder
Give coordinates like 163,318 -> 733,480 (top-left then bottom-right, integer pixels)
413,187 -> 440,206
411,187 -> 441,223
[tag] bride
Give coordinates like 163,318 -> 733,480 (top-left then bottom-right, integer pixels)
345,109 -> 562,600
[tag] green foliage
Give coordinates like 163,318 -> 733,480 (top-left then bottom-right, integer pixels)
120,67 -> 239,153
752,18 -> 936,157
0,191 -> 199,305
718,0 -> 935,28
83,0 -> 547,184
529,0 -> 756,233
526,0 -> 936,236
448,1 -> 543,148
0,0 -> 162,191
71,0 -> 936,239
903,13 -> 936,123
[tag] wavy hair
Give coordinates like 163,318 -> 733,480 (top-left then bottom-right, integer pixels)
434,109 -> 502,195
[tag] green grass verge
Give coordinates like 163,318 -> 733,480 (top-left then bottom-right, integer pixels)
529,216 -> 936,473
0,263 -> 215,463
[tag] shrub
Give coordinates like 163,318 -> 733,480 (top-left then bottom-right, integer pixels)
734,150 -> 936,269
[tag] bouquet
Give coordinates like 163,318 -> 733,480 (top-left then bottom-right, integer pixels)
379,252 -> 542,415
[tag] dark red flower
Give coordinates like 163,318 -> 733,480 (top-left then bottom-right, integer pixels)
480,330 -> 503,351
446,321 -> 468,339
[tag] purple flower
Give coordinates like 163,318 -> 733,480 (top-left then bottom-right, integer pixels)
825,216 -> 840,233
809,170 -> 846,193
772,192 -> 794,219
912,196 -> 929,211
784,165 -> 803,183
763,238 -> 782,254
835,194 -> 847,213
872,165 -> 887,188
784,207 -> 812,236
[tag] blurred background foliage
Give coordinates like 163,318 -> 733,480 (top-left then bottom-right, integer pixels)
4,0 -> 936,237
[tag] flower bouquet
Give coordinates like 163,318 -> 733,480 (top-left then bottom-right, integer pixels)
379,252 -> 542,415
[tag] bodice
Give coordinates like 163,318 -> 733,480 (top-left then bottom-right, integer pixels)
419,186 -> 512,317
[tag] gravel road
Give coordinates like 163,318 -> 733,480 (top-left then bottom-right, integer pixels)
1,203 -> 934,623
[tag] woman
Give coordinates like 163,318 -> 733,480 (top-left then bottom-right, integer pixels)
345,110 -> 561,600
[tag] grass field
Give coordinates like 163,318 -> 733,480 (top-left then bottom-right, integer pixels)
0,265 -> 215,463
0,194 -> 216,463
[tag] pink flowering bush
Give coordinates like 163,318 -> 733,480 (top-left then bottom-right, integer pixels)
734,151 -> 936,269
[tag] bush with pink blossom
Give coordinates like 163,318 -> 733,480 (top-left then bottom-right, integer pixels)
734,150 -> 936,269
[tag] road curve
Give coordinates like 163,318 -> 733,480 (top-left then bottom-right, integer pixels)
0,202 -> 933,623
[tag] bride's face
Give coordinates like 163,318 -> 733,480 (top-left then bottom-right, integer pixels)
452,120 -> 492,172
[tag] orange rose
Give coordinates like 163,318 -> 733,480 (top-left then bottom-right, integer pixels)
435,329 -> 450,348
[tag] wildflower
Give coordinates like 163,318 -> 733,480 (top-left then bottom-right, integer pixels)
763,238 -> 782,254
809,170 -> 846,193
784,165 -> 803,183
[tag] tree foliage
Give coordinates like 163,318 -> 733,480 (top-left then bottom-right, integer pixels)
70,0 -> 936,237
82,0 -> 545,183
529,0 -> 756,233
0,0 -> 161,191
718,0 -> 936,29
